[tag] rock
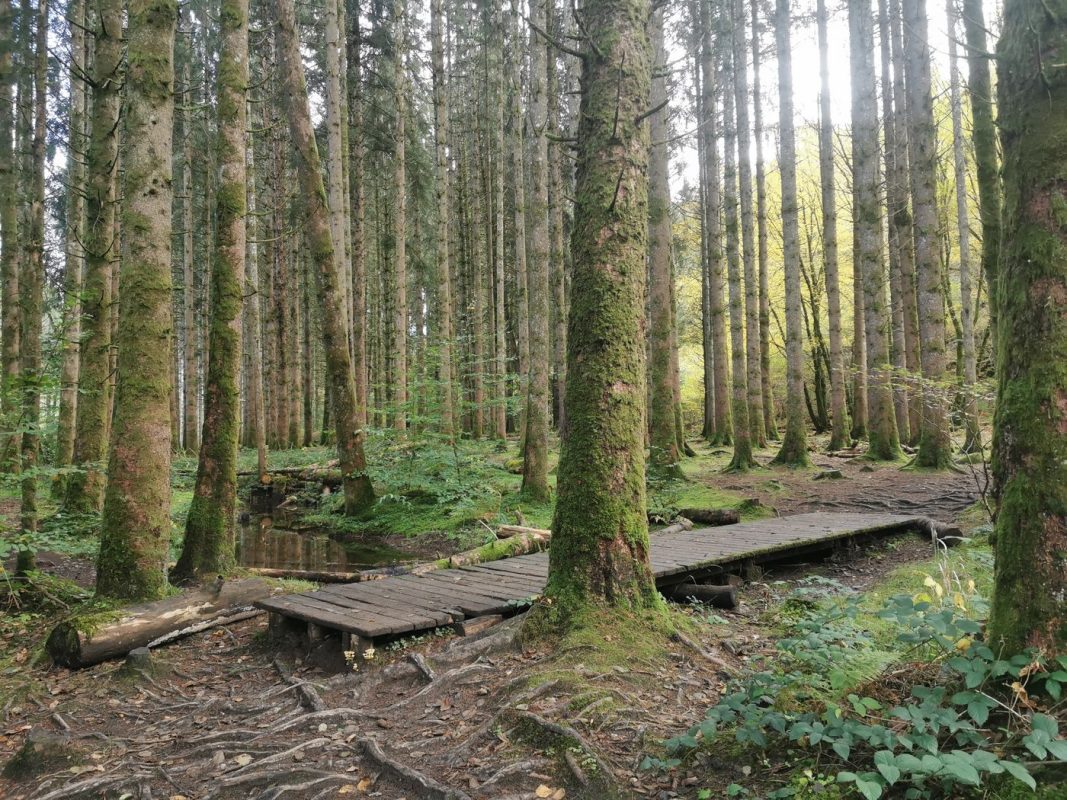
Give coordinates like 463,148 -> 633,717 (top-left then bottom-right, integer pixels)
2,728 -> 82,780
813,469 -> 844,480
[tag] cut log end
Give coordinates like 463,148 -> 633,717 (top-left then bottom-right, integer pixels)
663,582 -> 738,609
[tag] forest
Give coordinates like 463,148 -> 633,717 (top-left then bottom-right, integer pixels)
0,0 -> 1065,794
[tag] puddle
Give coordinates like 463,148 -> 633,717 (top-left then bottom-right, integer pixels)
237,515 -> 412,573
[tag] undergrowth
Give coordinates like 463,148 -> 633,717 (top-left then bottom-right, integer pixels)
644,542 -> 1067,799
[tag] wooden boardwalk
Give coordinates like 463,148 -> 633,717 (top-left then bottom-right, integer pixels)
257,512 -> 938,646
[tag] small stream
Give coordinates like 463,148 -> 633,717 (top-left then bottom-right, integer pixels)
236,514 -> 412,573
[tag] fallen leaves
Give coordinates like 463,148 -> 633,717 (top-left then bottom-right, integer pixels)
535,784 -> 566,799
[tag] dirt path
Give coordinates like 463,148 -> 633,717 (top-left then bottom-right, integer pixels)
0,461 -> 988,800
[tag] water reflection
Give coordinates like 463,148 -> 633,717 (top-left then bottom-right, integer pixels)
236,516 -> 408,572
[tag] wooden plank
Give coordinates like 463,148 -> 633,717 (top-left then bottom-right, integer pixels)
275,592 -> 433,635
313,585 -> 454,627
257,595 -> 397,638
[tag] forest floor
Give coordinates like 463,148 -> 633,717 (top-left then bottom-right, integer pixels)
0,436 -> 1026,800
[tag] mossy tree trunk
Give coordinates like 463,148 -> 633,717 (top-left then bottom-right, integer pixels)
509,0 -> 530,427
770,0 -> 809,467
0,0 -> 20,474
16,0 -> 47,574
173,0 -> 248,583
878,0 -> 911,445
521,0 -> 552,501
548,0 -> 568,433
903,0 -> 952,469
987,0 -> 1067,656
96,0 -> 178,601
851,0 -> 901,461
816,0 -> 849,452
243,98 -> 268,477
274,0 -> 375,515
723,22 -> 754,472
732,0 -> 764,450
65,0 -> 121,513
538,0 -> 660,624
962,0 -> 1000,336
647,8 -> 682,478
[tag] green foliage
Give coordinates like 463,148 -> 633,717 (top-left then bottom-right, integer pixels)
645,579 -> 1067,798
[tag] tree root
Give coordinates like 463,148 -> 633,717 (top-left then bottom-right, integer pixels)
507,710 -> 615,784
376,661 -> 493,716
31,772 -> 144,800
359,737 -> 474,800
476,757 -> 551,792
253,773 -> 358,800
272,657 -> 325,711
220,737 -> 331,785
409,652 -> 436,681
670,631 -> 736,675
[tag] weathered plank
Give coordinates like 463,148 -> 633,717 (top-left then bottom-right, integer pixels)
257,512 -> 936,642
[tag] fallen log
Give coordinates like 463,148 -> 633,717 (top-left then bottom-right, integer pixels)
47,578 -> 281,668
432,530 -> 550,570
678,508 -> 740,526
496,524 -> 551,539
663,582 -> 738,609
655,518 -> 694,535
243,567 -> 363,583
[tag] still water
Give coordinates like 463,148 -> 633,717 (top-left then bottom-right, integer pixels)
236,516 -> 411,572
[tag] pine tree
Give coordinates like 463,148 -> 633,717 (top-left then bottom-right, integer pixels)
986,0 -> 1067,656
0,0 -> 19,472
173,0 -> 248,581
539,0 -> 659,624
96,0 -> 178,600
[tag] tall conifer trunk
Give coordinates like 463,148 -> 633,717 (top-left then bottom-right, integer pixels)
96,0 -> 177,600
987,0 -> 1067,656
539,0 -> 659,623
174,0 -> 248,581
0,0 -> 17,472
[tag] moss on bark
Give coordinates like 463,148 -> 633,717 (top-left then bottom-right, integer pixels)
986,0 -> 1067,656
530,0 -> 661,630
173,0 -> 248,582
96,0 -> 177,601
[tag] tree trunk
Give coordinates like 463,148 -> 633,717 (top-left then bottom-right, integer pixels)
878,0 -> 911,444
96,0 -> 177,601
750,0 -> 776,443
65,0 -> 121,512
732,0 -> 764,449
851,0 -> 901,461
548,0 -> 567,433
0,0 -> 18,473
538,0 -> 659,625
181,60 -> 199,453
816,0 -> 849,451
962,0 -> 999,338
521,0 -> 551,500
723,33 -> 753,472
647,9 -> 681,477
55,0 -> 87,493
986,0 -> 1067,657
274,0 -> 375,514
16,0 -> 47,574
903,0 -> 951,468
430,0 -> 456,438
770,0 -> 809,467
325,0 -> 351,356
392,0 -> 408,432
492,0 -> 508,441
244,99 -> 268,478
509,0 -> 530,432
173,0 -> 248,583
346,0 -> 368,427
947,0 -> 979,453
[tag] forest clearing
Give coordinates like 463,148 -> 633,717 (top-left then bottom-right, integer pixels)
1,0 -> 1066,794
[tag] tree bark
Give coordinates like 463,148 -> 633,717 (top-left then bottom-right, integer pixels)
851,0 -> 901,461
538,0 -> 660,623
962,0 -> 1000,337
647,9 -> 682,477
816,0 -> 849,452
96,0 -> 177,601
346,0 -> 368,427
243,98 -> 268,478
0,0 -> 18,473
732,0 -> 764,448
392,0 -> 408,432
750,0 -> 776,443
903,0 -> 951,468
173,0 -> 248,582
986,0 -> 1067,657
521,0 -> 552,500
273,0 -> 375,515
770,0 -> 809,467
946,0 -> 979,453
509,0 -> 530,420
65,0 -> 121,512
55,0 -> 87,492
548,0 -> 567,433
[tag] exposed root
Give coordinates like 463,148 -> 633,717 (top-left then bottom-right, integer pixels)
220,737 -> 331,785
670,631 -> 736,675
253,773 -> 358,800
509,710 -> 615,782
30,773 -> 144,800
272,657 -> 325,711
359,737 -> 474,800
476,757 -> 552,792
376,661 -> 493,715
253,706 -> 370,737
409,651 -> 436,681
